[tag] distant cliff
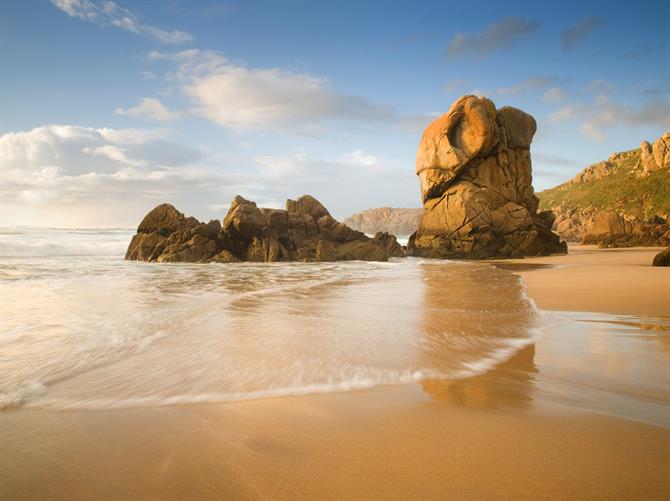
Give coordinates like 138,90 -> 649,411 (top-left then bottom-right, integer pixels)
343,207 -> 422,237
538,132 -> 670,246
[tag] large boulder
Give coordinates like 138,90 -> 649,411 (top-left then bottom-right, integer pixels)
653,247 -> 670,267
126,195 -> 405,263
408,95 -> 566,259
125,203 -> 223,263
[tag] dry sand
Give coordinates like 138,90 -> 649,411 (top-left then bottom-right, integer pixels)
1,246 -> 669,500
497,245 -> 669,317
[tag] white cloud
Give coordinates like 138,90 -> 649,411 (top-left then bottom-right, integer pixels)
1,124 -> 417,226
51,0 -> 192,44
115,97 -> 179,121
546,93 -> 670,142
122,49 -> 396,131
496,76 -> 560,96
549,106 -> 574,123
140,71 -> 156,80
0,125 -> 210,210
580,122 -> 605,143
339,149 -> 387,173
82,145 -> 147,167
542,87 -> 567,102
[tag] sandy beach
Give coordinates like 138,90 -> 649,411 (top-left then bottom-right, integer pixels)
1,247 -> 669,500
498,245 -> 670,317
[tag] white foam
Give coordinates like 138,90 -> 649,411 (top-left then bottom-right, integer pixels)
0,228 -> 133,257
2,238 -> 544,412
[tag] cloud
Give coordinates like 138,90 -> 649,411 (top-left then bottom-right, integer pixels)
140,71 -> 156,80
547,95 -> 670,142
548,106 -> 574,123
496,76 -> 560,95
0,125 -> 206,204
1,125 -> 415,226
115,97 -> 179,121
561,16 -> 602,51
542,87 -> 567,102
124,49 -> 396,131
50,0 -> 192,44
446,17 -> 539,59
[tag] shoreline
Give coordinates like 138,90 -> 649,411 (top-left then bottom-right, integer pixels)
497,245 -> 669,317
1,247 -> 669,500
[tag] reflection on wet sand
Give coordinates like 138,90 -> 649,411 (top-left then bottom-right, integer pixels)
421,344 -> 537,409
417,261 -> 539,407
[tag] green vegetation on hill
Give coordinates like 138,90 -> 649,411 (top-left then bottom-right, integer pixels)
538,150 -> 670,219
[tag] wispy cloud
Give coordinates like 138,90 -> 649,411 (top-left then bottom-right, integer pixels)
446,17 -> 539,60
548,92 -> 670,143
561,16 -> 602,51
116,97 -> 180,121
122,49 -> 397,131
542,87 -> 567,102
50,0 -> 192,44
496,76 -> 561,95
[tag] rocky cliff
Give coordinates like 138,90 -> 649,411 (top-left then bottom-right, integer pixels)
407,95 -> 566,259
538,132 -> 670,247
343,207 -> 422,236
126,195 -> 404,263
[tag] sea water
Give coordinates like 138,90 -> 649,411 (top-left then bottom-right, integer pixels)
0,227 -> 546,410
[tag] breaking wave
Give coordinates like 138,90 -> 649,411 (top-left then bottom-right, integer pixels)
1,228 -> 544,410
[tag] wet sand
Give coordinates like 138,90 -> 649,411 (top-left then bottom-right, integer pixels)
2,247 -> 670,500
497,245 -> 670,317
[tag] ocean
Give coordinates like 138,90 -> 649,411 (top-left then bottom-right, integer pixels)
0,227 -> 547,410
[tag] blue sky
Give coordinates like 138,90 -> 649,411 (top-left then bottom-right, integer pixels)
1,0 -> 668,227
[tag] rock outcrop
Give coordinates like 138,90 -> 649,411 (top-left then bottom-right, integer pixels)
407,95 -> 566,259
582,212 -> 670,248
538,131 -> 670,245
344,207 -> 422,237
653,247 -> 670,267
641,132 -> 670,176
126,195 -> 404,263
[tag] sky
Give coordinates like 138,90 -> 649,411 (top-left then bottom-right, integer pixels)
1,0 -> 669,227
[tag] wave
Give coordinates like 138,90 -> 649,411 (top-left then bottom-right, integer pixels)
0,240 -> 129,257
19,332 -> 542,410
1,253 -> 544,411
0,228 -> 133,257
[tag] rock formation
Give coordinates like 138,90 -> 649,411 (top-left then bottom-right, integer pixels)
641,132 -> 670,176
653,247 -> 670,267
125,195 -> 404,263
407,95 -> 566,259
344,208 -> 422,237
538,131 -> 670,246
582,212 -> 670,247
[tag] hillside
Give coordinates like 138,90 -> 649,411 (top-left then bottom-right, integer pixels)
343,207 -> 422,236
537,132 -> 670,245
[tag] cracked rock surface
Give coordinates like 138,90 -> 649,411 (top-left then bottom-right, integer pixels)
408,95 -> 566,259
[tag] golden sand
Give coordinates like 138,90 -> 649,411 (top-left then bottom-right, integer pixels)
497,245 -> 670,317
1,247 -> 669,500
